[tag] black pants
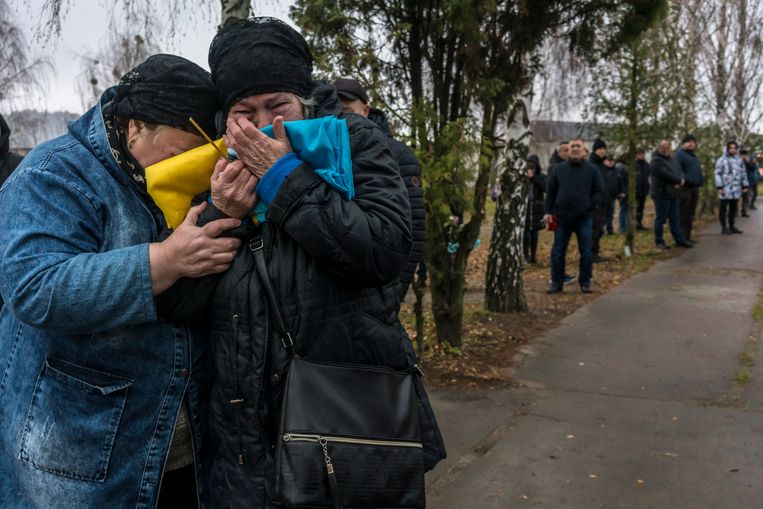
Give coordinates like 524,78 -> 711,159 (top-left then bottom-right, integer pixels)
743,184 -> 758,212
158,465 -> 198,509
719,199 -> 738,229
679,187 -> 699,241
523,227 -> 539,262
605,200 -> 615,234
636,195 -> 647,225
592,204 -> 607,256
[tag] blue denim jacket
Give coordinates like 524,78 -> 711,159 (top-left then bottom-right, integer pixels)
0,89 -> 208,508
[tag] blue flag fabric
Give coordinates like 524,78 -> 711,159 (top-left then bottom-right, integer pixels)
260,116 -> 355,200
228,116 -> 354,223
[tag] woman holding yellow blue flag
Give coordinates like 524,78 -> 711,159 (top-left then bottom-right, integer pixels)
188,17 -> 446,509
0,55 -> 241,508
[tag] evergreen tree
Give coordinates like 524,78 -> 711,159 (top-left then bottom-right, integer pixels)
293,0 -> 666,344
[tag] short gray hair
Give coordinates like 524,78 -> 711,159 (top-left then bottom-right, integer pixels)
296,95 -> 317,118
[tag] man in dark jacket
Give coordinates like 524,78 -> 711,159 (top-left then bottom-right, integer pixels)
0,113 -> 24,310
589,137 -> 609,262
651,140 -> 692,249
546,143 -> 576,283
334,77 -> 425,302
544,137 -> 605,294
195,18 -> 445,507
675,134 -> 704,243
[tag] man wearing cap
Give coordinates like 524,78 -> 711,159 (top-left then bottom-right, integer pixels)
675,134 -> 704,243
197,18 -> 445,507
334,77 -> 425,303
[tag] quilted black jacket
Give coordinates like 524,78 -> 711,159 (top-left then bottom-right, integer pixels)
366,108 -> 425,302
196,85 -> 446,508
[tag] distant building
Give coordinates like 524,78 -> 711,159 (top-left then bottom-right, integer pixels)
529,120 -> 600,168
6,110 -> 80,155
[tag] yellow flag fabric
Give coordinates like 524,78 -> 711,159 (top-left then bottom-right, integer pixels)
145,139 -> 226,229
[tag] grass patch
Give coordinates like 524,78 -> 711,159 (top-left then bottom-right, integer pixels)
739,351 -> 756,367
735,369 -> 753,385
753,292 -> 763,323
485,198 -> 496,217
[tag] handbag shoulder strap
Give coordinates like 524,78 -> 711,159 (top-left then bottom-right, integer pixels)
248,232 -> 296,358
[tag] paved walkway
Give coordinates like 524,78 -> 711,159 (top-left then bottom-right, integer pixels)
426,212 -> 763,508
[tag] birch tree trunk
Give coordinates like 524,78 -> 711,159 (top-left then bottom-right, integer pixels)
220,0 -> 252,28
485,93 -> 532,313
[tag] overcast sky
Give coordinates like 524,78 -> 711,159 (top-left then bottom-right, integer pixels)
11,1 -> 293,113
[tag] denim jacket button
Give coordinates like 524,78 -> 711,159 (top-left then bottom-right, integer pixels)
179,369 -> 190,378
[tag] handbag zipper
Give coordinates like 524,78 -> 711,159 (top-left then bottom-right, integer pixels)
294,357 -> 420,376
283,433 -> 422,449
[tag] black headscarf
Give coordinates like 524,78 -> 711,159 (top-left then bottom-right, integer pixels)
103,54 -> 218,200
112,54 -> 218,137
208,17 -> 314,113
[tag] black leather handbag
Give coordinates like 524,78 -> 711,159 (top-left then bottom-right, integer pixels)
250,234 -> 426,509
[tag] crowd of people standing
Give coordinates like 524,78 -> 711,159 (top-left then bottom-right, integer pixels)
525,134 -> 761,294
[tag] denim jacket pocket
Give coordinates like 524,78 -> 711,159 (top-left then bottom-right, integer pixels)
18,357 -> 133,482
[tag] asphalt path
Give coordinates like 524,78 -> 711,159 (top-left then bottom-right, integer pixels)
426,211 -> 763,508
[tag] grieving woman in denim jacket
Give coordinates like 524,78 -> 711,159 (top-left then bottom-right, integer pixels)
0,55 -> 242,508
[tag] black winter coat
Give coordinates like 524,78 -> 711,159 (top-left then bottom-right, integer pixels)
367,108 -> 424,302
650,151 -> 683,199
636,159 -> 650,199
675,148 -> 704,188
198,84 -> 445,508
603,165 -> 624,201
545,159 -> 605,219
